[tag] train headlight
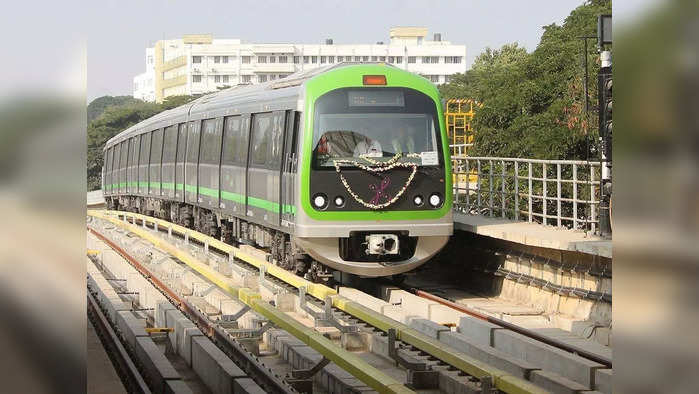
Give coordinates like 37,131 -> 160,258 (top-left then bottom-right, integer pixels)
429,193 -> 442,208
413,195 -> 424,206
312,193 -> 328,209
334,196 -> 345,207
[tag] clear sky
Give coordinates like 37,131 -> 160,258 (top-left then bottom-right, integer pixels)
81,0 -> 642,101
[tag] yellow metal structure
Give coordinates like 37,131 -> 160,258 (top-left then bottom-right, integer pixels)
445,98 -> 479,156
87,210 -> 546,394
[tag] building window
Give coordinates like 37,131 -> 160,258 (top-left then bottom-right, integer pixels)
388,56 -> 395,63
320,56 -> 326,64
311,56 -> 318,63
407,56 -> 416,63
362,56 -> 369,61
222,75 -> 229,83
337,56 -> 343,62
454,56 -> 462,63
379,56 -> 386,62
371,56 -> 377,61
293,56 -> 300,64
427,75 -> 439,83
396,56 -> 403,64
242,56 -> 251,64
214,56 -> 221,63
269,74 -> 277,80
444,75 -> 451,83
192,56 -> 202,63
193,75 -> 202,83
222,56 -> 229,63
279,55 -> 288,63
269,56 -> 276,63
258,75 -> 267,82
354,56 -> 361,62
258,56 -> 267,63
241,75 -> 251,83
214,75 -> 221,83
422,56 -> 439,64
328,56 -> 335,63
303,56 -> 309,63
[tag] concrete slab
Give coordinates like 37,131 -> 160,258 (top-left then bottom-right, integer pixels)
164,380 -> 195,394
594,368 -> 612,394
439,331 -> 539,379
453,213 -> 611,258
408,317 -> 451,339
458,316 -> 503,347
492,329 -> 603,387
339,287 -> 389,313
233,378 -> 266,394
115,311 -> 149,351
530,370 -> 590,393
191,336 -> 247,394
156,301 -> 179,328
134,336 -> 181,393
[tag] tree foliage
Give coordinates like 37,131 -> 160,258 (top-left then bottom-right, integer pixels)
439,0 -> 612,160
86,94 -> 201,191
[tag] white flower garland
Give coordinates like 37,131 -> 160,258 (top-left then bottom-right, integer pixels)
333,152 -> 421,209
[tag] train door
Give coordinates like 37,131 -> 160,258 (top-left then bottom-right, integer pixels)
220,115 -> 248,216
247,111 -> 285,226
280,111 -> 300,227
198,118 -> 223,209
149,128 -> 163,196
104,147 -> 112,196
128,136 -> 139,195
175,123 -> 187,202
119,140 -> 128,195
184,121 -> 201,205
162,125 -> 178,199
138,132 -> 151,196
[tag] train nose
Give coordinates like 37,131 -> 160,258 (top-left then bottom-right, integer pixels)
365,234 -> 399,255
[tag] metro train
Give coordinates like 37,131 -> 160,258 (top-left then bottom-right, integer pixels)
102,63 -> 453,281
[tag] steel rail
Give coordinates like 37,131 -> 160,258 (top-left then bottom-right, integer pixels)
88,210 -> 547,394
88,226 -> 296,394
87,290 -> 152,394
410,289 -> 612,368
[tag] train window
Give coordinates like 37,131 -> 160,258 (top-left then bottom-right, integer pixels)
105,147 -> 112,178
150,128 -> 163,166
176,123 -> 187,163
113,144 -> 120,174
268,111 -> 285,168
222,116 -> 249,165
163,125 -> 178,164
199,118 -> 222,165
130,136 -> 139,169
120,140 -> 129,171
251,113 -> 273,166
186,121 -> 200,163
140,132 -> 151,167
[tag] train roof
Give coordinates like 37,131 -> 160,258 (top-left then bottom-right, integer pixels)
105,62 -> 399,148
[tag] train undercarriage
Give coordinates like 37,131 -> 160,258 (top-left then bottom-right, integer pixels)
108,196 -> 336,283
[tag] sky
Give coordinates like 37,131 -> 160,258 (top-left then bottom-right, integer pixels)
81,0 -> 649,101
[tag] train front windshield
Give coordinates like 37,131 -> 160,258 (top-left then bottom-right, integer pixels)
312,87 -> 442,168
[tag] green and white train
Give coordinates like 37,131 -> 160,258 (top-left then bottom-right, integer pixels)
103,63 -> 453,281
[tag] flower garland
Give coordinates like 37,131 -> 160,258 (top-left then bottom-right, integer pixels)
333,152 -> 421,209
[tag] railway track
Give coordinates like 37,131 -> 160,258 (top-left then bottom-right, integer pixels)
87,209 -> 610,393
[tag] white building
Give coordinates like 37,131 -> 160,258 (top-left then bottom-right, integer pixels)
133,28 -> 466,103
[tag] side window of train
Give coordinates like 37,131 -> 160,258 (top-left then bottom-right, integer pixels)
186,121 -> 201,164
176,123 -> 187,163
163,125 -> 178,164
131,136 -> 140,169
200,118 -> 221,165
140,132 -> 151,166
268,111 -> 285,169
113,144 -> 120,174
222,115 -> 245,166
150,128 -> 163,166
251,112 -> 273,167
120,141 -> 129,171
283,111 -> 300,172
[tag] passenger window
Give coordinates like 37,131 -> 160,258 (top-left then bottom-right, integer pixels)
251,113 -> 272,166
163,125 -> 178,164
176,123 -> 187,163
222,116 -> 245,165
268,111 -> 285,168
140,132 -> 151,166
120,141 -> 128,170
130,136 -> 139,168
186,121 -> 200,163
150,128 -> 163,165
199,118 -> 222,165
113,144 -> 120,173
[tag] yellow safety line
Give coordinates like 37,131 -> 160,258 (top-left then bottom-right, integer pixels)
88,210 -> 545,394
88,210 -> 413,394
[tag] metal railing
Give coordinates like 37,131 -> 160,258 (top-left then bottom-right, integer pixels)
451,155 -> 603,234
450,143 -> 473,157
